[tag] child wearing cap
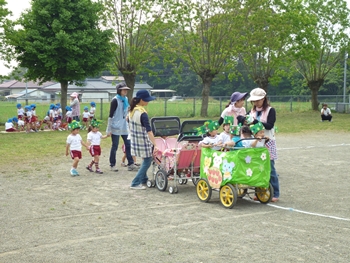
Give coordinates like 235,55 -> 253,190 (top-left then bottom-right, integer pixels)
17,104 -> 24,120
65,120 -> 89,176
86,119 -> 110,174
12,117 -> 25,131
240,123 -> 269,148
82,106 -> 90,130
23,106 -> 33,133
5,118 -> 17,132
65,106 -> 73,124
89,102 -> 96,121
198,120 -> 222,151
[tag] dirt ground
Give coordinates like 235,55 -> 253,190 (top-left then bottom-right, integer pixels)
1,131 -> 350,263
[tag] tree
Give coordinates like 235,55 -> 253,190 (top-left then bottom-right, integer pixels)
292,0 -> 350,110
0,0 -> 11,79
233,0 -> 305,93
167,0 -> 241,117
5,0 -> 113,111
101,0 -> 171,100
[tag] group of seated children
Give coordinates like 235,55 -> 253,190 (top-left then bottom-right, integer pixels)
198,116 -> 269,151
5,102 -> 96,133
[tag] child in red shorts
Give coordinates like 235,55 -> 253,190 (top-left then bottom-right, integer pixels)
86,119 -> 110,174
65,121 -> 89,176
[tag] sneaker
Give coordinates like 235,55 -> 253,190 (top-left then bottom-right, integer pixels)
120,162 -> 127,167
130,184 -> 146,190
71,168 -> 79,176
86,166 -> 93,172
95,169 -> 103,174
134,163 -> 141,167
128,164 -> 140,171
110,166 -> 118,172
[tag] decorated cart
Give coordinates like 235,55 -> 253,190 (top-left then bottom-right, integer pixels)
196,146 -> 274,208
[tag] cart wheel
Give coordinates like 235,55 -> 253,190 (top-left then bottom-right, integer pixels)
155,169 -> 168,191
179,178 -> 184,185
196,179 -> 212,202
220,184 -> 237,209
174,186 -> 178,193
183,179 -> 188,184
169,186 -> 175,194
146,180 -> 152,188
255,183 -> 274,204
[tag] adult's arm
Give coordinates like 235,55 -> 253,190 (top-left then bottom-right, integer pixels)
108,98 -> 118,118
249,108 -> 276,130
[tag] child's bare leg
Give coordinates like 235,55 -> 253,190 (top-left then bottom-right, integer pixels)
72,158 -> 79,169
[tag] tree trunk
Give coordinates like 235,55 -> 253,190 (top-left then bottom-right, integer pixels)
200,77 -> 213,117
60,80 -> 68,114
308,79 -> 324,111
254,76 -> 269,93
121,72 -> 136,102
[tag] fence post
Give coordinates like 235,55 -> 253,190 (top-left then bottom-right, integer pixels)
193,97 -> 196,117
164,99 -> 167,116
100,98 -> 103,120
290,96 -> 292,112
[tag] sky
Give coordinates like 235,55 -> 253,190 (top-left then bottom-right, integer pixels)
2,0 -> 350,76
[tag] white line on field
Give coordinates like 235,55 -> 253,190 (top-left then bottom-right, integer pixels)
279,143 -> 350,150
268,203 -> 350,221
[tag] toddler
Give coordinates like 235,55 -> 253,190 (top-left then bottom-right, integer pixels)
5,118 -> 17,132
82,106 -> 90,130
17,103 -> 24,120
65,120 -> 89,176
242,122 -> 269,148
86,119 -> 110,174
198,120 -> 222,151
89,102 -> 96,120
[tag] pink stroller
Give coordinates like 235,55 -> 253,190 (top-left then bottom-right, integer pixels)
148,118 -> 206,194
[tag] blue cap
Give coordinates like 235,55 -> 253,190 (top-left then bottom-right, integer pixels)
90,101 -> 96,106
25,105 -> 31,110
16,103 -> 21,108
65,106 -> 72,111
7,118 -> 13,123
12,117 -> 18,123
30,104 -> 36,108
56,103 -> 61,107
136,89 -> 155,102
49,104 -> 55,109
84,106 -> 88,110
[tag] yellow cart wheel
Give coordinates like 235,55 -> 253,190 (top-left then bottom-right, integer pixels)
196,179 -> 212,202
255,183 -> 274,204
220,184 -> 237,209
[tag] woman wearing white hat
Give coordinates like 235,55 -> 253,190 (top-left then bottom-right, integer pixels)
247,87 -> 279,202
218,91 -> 248,126
70,92 -> 81,121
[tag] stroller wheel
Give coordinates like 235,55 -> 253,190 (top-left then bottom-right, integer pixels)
155,169 -> 168,191
220,184 -> 237,209
169,186 -> 178,194
146,180 -> 154,188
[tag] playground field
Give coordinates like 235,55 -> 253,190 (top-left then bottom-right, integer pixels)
0,131 -> 349,262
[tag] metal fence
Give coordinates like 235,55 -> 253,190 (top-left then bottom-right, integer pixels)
11,94 -> 350,120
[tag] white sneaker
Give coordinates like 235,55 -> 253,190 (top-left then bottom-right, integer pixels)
130,185 -> 146,190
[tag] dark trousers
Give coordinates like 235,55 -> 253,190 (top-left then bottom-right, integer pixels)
321,114 -> 332,121
109,134 -> 133,167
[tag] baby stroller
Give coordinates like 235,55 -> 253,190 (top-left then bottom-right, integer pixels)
149,119 -> 207,194
147,116 -> 182,189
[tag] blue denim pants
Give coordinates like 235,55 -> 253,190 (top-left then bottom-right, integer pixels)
270,160 -> 280,198
109,134 -> 133,167
131,157 -> 152,187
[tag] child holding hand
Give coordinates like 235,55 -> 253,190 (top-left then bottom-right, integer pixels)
86,119 -> 110,174
66,121 -> 89,176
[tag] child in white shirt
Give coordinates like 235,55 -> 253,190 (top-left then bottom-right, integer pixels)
86,119 -> 110,174
65,121 -> 89,176
198,121 -> 222,151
